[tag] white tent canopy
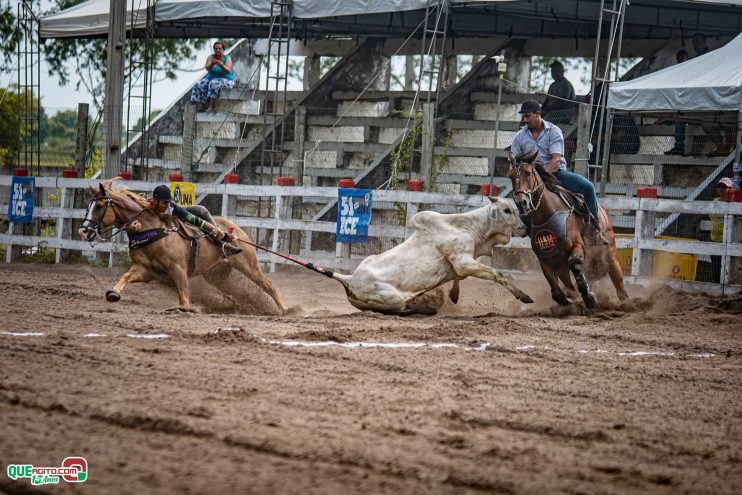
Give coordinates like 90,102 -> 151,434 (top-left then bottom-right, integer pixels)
40,0 -> 461,38
607,32 -> 742,113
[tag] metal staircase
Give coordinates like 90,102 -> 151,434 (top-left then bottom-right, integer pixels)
123,0 -> 156,180
417,0 -> 451,111
589,0 -> 628,195
16,1 -> 41,175
260,0 -> 293,183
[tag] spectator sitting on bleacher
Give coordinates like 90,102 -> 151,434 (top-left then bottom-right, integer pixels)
541,61 -> 576,124
190,41 -> 235,113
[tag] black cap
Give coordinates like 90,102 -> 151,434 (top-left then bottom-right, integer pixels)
518,99 -> 541,114
152,185 -> 173,201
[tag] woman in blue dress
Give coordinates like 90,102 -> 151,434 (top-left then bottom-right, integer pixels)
190,41 -> 235,112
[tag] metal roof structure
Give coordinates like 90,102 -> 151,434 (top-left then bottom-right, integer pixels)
41,0 -> 742,47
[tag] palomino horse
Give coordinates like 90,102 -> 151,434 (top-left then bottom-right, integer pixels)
508,152 -> 628,308
80,179 -> 287,313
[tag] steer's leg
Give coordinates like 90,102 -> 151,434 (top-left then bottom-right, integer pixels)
447,254 -> 533,304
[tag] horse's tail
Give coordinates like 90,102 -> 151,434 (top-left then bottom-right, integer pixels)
331,271 -> 351,288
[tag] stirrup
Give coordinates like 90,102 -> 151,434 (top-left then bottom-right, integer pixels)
587,216 -> 608,245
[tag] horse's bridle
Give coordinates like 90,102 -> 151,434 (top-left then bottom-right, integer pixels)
512,160 -> 546,216
81,193 -> 146,244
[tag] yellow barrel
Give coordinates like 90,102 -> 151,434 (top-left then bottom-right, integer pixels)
613,234 -> 698,280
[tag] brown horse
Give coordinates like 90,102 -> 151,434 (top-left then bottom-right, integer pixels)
80,178 -> 287,313
508,152 -> 628,308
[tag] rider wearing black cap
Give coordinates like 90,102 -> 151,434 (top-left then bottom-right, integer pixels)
511,99 -> 606,243
130,185 -> 242,257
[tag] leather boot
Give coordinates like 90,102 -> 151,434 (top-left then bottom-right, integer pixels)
589,217 -> 609,246
220,240 -> 243,257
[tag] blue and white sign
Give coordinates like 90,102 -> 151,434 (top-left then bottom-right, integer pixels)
336,188 -> 373,243
8,176 -> 35,224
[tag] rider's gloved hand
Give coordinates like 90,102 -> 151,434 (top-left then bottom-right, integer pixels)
212,226 -> 226,240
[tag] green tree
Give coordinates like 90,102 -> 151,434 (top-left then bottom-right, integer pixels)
41,109 -> 77,167
0,86 -> 45,168
1,1 -> 207,112
0,2 -> 18,74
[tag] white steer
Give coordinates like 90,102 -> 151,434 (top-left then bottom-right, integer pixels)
332,197 -> 533,315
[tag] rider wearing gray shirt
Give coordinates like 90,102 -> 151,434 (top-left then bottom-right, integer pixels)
511,99 -> 601,231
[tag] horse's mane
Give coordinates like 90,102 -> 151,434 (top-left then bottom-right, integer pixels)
103,179 -> 150,209
532,161 -> 561,194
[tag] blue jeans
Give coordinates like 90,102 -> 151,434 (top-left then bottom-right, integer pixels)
555,168 -> 599,222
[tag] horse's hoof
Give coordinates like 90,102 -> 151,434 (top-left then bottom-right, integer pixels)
106,289 -> 121,302
583,292 -> 599,309
552,290 -> 571,306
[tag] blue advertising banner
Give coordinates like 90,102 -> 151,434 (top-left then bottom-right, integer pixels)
336,188 -> 373,243
7,177 -> 35,224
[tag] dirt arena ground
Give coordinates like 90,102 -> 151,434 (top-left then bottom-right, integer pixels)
0,262 -> 740,494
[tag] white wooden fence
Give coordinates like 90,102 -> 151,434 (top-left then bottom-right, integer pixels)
1,176 -> 741,290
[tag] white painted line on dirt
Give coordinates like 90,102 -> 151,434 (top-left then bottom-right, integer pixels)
617,351 -> 676,357
126,333 -> 170,339
265,339 -> 490,351
0,331 -> 44,336
263,337 -> 716,359
83,333 -> 106,337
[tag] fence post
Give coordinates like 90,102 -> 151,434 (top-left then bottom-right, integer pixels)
291,107 -> 306,255
270,194 -> 286,273
181,103 -> 196,181
335,240 -> 351,268
598,109 -> 613,197
71,104 -> 89,253
631,198 -> 655,278
720,213 -> 733,286
722,208 -> 742,286
56,181 -> 72,263
574,103 -> 590,176
420,103 -> 435,191
405,200 -> 418,238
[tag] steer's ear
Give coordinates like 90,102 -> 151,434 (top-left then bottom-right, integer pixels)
489,203 -> 499,220
488,196 -> 498,203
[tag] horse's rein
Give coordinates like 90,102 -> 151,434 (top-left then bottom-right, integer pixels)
513,161 -> 545,215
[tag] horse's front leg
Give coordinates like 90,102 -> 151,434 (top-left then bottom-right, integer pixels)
567,243 -> 599,309
540,261 -> 572,306
107,264 -> 152,302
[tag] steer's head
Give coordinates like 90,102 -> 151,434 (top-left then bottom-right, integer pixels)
486,197 -> 527,239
